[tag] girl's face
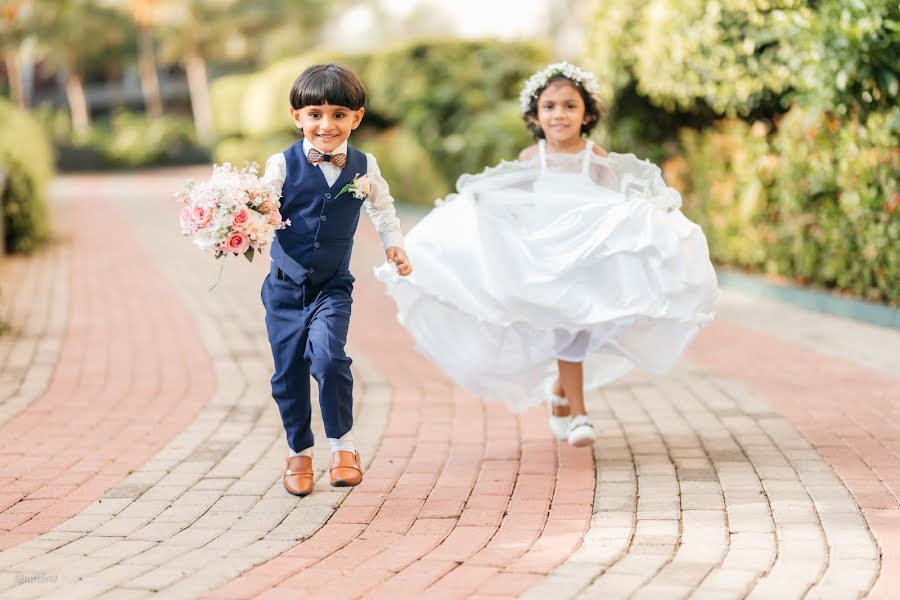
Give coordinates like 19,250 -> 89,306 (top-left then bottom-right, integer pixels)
532,80 -> 589,146
290,103 -> 364,153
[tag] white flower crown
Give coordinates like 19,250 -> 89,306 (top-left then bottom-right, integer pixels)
518,61 -> 601,115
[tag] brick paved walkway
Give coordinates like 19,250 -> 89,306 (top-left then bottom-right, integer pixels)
0,169 -> 897,599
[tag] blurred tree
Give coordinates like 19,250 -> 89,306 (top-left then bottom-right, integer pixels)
29,0 -> 131,138
1,0 -> 35,108
143,0 -> 329,144
129,0 -> 165,117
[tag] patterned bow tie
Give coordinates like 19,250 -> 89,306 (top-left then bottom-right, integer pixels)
307,148 -> 347,169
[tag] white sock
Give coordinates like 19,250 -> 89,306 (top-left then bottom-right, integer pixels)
328,431 -> 355,454
289,446 -> 313,458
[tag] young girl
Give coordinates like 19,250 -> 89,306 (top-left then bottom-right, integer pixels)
375,62 -> 718,446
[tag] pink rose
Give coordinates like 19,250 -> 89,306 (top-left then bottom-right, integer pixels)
233,206 -> 250,229
258,200 -> 275,214
226,233 -> 249,255
192,204 -> 212,227
179,205 -> 192,229
268,210 -> 283,225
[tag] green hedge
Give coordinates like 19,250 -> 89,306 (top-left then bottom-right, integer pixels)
212,132 -> 300,169
208,73 -> 255,139
96,112 -> 202,168
362,39 -> 548,182
668,107 -> 899,304
35,107 -> 208,170
0,99 -> 53,253
355,127 -> 449,207
587,0 -> 899,305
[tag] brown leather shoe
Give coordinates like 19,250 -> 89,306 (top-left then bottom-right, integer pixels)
283,455 -> 314,496
330,450 -> 363,487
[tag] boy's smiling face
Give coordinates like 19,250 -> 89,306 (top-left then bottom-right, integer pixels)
291,103 -> 365,154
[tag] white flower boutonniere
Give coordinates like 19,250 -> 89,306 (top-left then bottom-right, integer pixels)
337,174 -> 371,200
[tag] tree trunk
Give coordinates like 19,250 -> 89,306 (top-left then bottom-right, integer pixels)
65,70 -> 91,139
184,51 -> 215,144
137,25 -> 164,117
3,46 -> 25,109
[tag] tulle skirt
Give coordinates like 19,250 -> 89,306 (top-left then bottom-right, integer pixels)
375,151 -> 719,412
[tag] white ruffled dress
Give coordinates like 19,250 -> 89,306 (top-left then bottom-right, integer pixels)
375,140 -> 719,412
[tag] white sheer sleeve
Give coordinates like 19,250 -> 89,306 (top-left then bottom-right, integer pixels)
364,154 -> 405,249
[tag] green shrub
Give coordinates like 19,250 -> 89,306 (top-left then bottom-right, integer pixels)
355,127 -> 450,207
634,0 -> 800,117
584,0 -> 649,102
0,99 -> 53,253
669,106 -> 899,304
96,112 -> 203,167
672,119 -> 773,270
769,107 -> 899,299
362,38 -> 548,182
448,101 -> 534,176
782,0 -> 899,117
212,132 -> 300,170
209,73 -> 255,138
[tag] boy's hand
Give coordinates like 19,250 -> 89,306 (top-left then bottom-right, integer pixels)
386,246 -> 412,277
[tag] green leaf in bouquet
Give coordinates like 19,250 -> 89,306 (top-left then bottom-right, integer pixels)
244,247 -> 256,263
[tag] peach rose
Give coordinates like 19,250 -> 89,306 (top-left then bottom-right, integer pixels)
268,210 -> 283,225
258,200 -> 275,214
226,233 -> 249,255
232,206 -> 250,229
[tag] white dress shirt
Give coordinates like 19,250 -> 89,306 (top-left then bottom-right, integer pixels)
262,139 -> 404,249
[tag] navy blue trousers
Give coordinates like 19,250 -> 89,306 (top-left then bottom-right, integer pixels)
261,266 -> 354,452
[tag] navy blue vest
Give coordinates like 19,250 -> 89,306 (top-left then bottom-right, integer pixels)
270,141 -> 367,286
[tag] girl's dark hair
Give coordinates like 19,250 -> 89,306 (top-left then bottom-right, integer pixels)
289,63 -> 367,110
522,76 -> 603,140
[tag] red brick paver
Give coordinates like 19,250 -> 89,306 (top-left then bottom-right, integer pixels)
0,176 -> 216,550
2,169 -> 898,599
688,320 -> 900,599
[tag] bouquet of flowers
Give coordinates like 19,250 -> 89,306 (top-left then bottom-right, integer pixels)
177,162 -> 289,262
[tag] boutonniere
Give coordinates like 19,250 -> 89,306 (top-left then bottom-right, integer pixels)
337,174 -> 371,200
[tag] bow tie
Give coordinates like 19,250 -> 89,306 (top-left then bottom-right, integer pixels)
307,148 -> 347,169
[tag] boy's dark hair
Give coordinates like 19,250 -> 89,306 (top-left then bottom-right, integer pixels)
289,63 -> 367,110
522,75 -> 603,140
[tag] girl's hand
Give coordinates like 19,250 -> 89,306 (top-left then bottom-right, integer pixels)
386,246 -> 413,277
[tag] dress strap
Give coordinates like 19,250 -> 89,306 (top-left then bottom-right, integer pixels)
582,140 -> 594,174
538,139 -> 548,170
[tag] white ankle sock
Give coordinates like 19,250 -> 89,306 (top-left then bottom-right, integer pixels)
289,446 -> 313,458
328,431 -> 355,454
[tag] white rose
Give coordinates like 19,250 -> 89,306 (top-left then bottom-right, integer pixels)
353,175 -> 371,199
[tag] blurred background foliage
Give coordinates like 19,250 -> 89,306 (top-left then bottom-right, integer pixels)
211,39 -> 548,204
0,98 -> 52,253
0,0 -> 897,304
587,0 -> 898,304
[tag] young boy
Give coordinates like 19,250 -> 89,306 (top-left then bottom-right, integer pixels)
261,63 -> 412,496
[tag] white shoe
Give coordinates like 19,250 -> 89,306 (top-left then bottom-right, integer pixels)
567,415 -> 597,447
546,381 -> 571,441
